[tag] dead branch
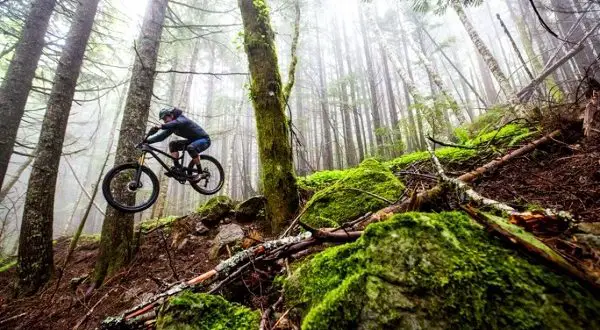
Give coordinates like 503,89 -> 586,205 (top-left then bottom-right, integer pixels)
74,291 -> 111,329
102,226 -> 362,329
259,295 -> 284,330
517,22 -> 600,101
458,129 -> 561,183
463,206 -> 599,291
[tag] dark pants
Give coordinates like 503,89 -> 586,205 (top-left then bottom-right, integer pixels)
169,137 -> 211,158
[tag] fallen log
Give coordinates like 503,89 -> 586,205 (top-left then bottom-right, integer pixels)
458,129 -> 561,183
463,206 -> 599,291
426,143 -> 598,290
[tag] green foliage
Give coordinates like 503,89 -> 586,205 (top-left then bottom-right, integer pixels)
285,212 -> 600,330
409,0 -> 484,14
156,290 -> 260,330
300,159 -> 405,228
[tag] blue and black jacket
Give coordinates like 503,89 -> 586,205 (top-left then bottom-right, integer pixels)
147,110 -> 209,144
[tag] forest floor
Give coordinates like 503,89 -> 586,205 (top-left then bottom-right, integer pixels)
0,214 -> 274,330
1,120 -> 600,329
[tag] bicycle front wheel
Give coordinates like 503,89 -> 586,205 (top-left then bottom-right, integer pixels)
102,163 -> 159,213
188,155 -> 224,195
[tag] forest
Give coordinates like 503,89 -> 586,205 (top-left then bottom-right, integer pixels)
0,0 -> 600,329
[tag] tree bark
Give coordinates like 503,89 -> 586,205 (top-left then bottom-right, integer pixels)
0,0 -> 57,190
238,0 -> 299,233
359,10 -> 384,150
17,0 -> 99,295
315,13 -> 334,169
332,16 -> 357,166
452,0 -> 513,98
341,19 -> 365,161
94,0 -> 167,286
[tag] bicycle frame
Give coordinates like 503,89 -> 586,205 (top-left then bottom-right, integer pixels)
135,143 -> 203,182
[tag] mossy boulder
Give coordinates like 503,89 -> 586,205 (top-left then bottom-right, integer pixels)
300,159 -> 405,228
284,212 -> 600,330
235,196 -> 266,222
139,216 -> 179,233
156,291 -> 260,330
196,196 -> 235,226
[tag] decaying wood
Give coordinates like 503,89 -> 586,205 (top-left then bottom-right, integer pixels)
517,22 -> 600,102
463,206 -> 599,291
426,143 -> 598,290
102,227 -> 362,329
458,129 -> 561,182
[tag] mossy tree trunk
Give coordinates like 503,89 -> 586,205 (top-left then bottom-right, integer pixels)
94,0 -> 168,286
17,0 -> 100,295
0,0 -> 56,190
237,0 -> 299,233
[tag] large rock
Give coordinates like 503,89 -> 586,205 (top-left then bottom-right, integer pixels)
235,196 -> 266,222
196,196 -> 234,226
210,223 -> 244,259
156,290 -> 260,330
301,158 -> 405,228
284,212 -> 600,330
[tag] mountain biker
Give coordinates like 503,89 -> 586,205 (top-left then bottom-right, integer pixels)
146,106 -> 211,180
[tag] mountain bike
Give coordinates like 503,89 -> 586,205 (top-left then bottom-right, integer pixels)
102,127 -> 224,213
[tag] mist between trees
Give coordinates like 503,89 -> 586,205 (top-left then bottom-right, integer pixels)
0,0 -> 598,283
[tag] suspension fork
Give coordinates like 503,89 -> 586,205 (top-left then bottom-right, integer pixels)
133,152 -> 147,187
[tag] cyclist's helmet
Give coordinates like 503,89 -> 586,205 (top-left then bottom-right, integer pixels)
159,106 -> 174,120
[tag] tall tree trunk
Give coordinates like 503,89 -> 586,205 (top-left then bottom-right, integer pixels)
332,17 -> 357,167
452,0 -> 513,97
341,19 -> 365,161
17,0 -> 100,295
315,13 -> 333,169
94,0 -> 168,286
359,11 -> 384,150
238,0 -> 299,233
0,0 -> 57,190
380,49 -> 402,154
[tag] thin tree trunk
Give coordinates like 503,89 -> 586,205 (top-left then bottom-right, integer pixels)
238,0 -> 299,233
18,0 -> 100,295
315,14 -> 333,169
94,0 -> 168,286
359,10 -> 384,150
0,156 -> 33,203
341,19 -> 365,161
332,17 -> 357,167
0,0 -> 57,190
452,0 -> 513,97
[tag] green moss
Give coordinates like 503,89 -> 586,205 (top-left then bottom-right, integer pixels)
285,212 -> 600,330
300,159 -> 405,228
385,124 -> 534,172
78,233 -> 100,244
467,123 -> 531,147
297,169 -> 349,192
196,196 -> 235,224
139,216 -> 178,233
156,291 -> 260,330
0,257 -> 16,273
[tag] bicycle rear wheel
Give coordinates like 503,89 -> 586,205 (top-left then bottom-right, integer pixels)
102,163 -> 159,213
187,155 -> 224,195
